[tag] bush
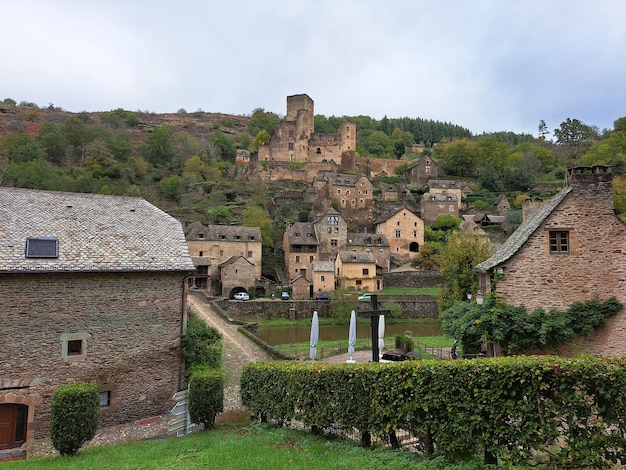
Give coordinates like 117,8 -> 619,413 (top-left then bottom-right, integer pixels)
188,367 -> 224,428
50,383 -> 100,455
182,312 -> 223,374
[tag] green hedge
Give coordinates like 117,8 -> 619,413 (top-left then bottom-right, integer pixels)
241,356 -> 626,467
50,383 -> 100,456
188,367 -> 224,429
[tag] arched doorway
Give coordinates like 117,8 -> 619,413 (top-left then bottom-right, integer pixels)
0,404 -> 28,451
409,242 -> 420,253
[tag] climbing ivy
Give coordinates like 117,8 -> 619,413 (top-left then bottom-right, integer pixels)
441,296 -> 623,355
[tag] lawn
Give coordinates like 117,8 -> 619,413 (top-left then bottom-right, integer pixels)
6,423 -> 450,470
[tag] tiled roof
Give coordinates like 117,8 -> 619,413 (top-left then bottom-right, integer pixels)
0,187 -> 194,273
185,222 -> 262,242
347,233 -> 390,247
475,186 -> 572,273
338,251 -> 376,264
312,260 -> 335,272
373,205 -> 419,225
286,222 -> 319,245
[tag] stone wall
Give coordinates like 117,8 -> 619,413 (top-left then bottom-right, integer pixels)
383,270 -> 443,288
0,271 -> 185,438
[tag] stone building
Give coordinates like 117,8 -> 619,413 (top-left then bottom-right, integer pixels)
414,155 -> 440,187
218,256 -> 256,298
184,223 -> 262,297
474,166 -> 626,356
420,191 -> 459,225
493,194 -> 511,215
374,206 -> 425,264
312,261 -> 335,297
346,233 -> 391,272
0,188 -> 194,459
257,94 -> 356,170
313,172 -> 374,212
335,251 -> 382,292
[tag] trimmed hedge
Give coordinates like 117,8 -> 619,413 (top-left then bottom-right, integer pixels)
188,367 -> 224,429
241,356 -> 626,467
50,383 -> 100,456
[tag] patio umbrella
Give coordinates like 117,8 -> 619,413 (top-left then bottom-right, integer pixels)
378,314 -> 385,359
347,310 -> 356,363
310,311 -> 319,360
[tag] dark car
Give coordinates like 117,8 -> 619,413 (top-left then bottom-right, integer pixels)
280,291 -> 290,300
380,352 -> 409,363
315,292 -> 330,300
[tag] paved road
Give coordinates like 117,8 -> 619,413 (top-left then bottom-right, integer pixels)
187,293 -> 272,411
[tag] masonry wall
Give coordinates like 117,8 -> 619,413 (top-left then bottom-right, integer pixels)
494,172 -> 626,356
0,271 -> 186,439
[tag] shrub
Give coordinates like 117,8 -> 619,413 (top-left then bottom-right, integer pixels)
50,383 -> 100,456
182,312 -> 223,373
188,367 -> 224,428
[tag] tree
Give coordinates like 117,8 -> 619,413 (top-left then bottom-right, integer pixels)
437,138 -> 478,176
476,135 -> 509,175
210,131 -> 236,161
63,116 -> 90,162
437,231 -> 491,312
538,120 -> 549,140
144,125 -> 175,167
242,206 -> 274,248
247,108 -> 280,136
364,130 -> 392,157
38,123 -> 68,164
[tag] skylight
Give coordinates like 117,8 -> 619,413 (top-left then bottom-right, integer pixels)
26,238 -> 59,258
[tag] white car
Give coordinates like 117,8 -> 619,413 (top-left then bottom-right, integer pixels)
233,292 -> 250,301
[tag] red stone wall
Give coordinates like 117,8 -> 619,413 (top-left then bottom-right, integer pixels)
0,271 -> 186,438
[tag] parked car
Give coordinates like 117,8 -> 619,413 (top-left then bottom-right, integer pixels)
379,352 -> 409,363
233,292 -> 250,301
280,291 -> 290,300
357,293 -> 373,301
315,292 -> 330,300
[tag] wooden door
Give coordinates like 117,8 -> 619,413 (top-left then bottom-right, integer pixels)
0,404 -> 27,450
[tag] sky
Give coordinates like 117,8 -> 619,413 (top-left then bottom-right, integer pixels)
2,0 -> 625,137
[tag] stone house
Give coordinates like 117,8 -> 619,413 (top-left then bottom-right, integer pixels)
346,233 -> 391,272
420,191 -> 459,225
283,221 -> 320,287
184,223 -> 262,297
291,275 -> 312,300
218,256 -> 256,298
414,156 -> 440,187
374,206 -> 425,264
427,179 -> 463,208
474,166 -> 626,356
0,188 -> 194,459
314,172 -> 374,212
258,94 -> 356,171
493,194 -> 510,215
312,261 -> 335,297
335,251 -> 382,292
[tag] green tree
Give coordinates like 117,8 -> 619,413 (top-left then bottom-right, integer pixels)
437,231 -> 491,312
0,133 -> 43,163
207,206 -> 233,224
144,125 -> 175,167
38,122 -> 68,164
159,174 -> 182,199
210,131 -> 236,161
247,108 -> 280,136
476,135 -> 509,175
438,138 -> 478,176
63,115 -> 90,161
242,206 -> 274,247
364,130 -> 392,157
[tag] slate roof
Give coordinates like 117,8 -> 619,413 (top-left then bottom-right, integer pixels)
346,233 -> 390,247
373,205 -> 420,225
286,222 -> 319,245
475,186 -> 572,273
218,256 -> 254,268
185,222 -> 261,242
338,251 -> 377,264
312,260 -> 335,272
423,192 -> 458,202
0,187 -> 194,273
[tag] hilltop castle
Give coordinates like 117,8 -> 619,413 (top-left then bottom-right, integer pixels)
258,94 -> 356,171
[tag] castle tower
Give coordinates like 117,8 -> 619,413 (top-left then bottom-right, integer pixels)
286,94 -> 314,123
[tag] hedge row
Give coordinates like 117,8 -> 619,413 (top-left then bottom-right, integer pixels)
241,356 -> 626,467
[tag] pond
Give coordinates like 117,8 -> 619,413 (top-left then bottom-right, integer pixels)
255,320 -> 443,346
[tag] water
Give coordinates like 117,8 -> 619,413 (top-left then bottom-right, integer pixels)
255,320 -> 443,346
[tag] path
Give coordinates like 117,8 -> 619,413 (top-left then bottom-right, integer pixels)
187,293 -> 272,412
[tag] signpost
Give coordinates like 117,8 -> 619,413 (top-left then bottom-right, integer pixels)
168,387 -> 190,436
357,294 -> 389,362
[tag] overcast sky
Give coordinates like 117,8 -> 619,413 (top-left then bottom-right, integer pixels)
2,0 -> 625,137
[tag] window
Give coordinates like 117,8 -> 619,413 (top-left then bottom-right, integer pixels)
327,227 -> 332,233
331,239 -> 338,246
100,391 -> 111,407
413,231 -> 417,237
67,340 -> 82,356
549,231 -> 569,253
296,256 -> 300,262
219,250 -> 223,256
395,230 -> 401,238
247,251 -> 252,258
334,227 -> 339,233
25,237 -> 58,258
362,268 -> 369,276
199,250 -> 204,256
310,256 -> 314,262
316,147 -> 321,153
289,130 -> 294,138
356,280 -> 362,286
288,143 -> 294,150
61,332 -> 90,361
198,233 -> 204,239
320,275 -> 325,281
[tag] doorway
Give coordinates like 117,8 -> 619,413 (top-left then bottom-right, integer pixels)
0,404 -> 27,450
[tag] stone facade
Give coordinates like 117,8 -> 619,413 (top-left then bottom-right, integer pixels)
374,206 -> 425,263
414,156 -> 440,187
335,251 -> 382,292
185,223 -> 262,296
420,191 -> 459,225
219,256 -> 257,297
258,94 -> 356,167
475,166 -> 626,356
0,188 -> 193,458
312,261 -> 335,296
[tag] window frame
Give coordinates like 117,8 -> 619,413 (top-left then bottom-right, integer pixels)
549,230 -> 570,254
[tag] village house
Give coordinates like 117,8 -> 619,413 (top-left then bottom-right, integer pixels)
184,222 -> 262,297
374,206 -> 425,264
346,233 -> 391,272
413,155 -> 440,187
0,188 -> 194,459
258,94 -> 356,171
474,166 -> 626,356
312,261 -> 335,297
420,191 -> 460,225
493,194 -> 511,215
335,251 -> 382,293
313,172 -> 374,212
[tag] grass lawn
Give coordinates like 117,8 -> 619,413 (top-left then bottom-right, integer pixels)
6,423 -> 449,470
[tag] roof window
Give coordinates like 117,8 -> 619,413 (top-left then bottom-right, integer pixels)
26,237 -> 59,258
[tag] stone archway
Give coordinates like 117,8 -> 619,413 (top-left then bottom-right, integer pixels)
0,392 -> 37,460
